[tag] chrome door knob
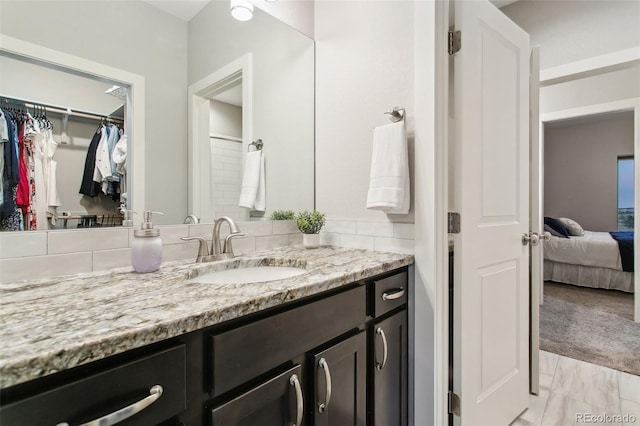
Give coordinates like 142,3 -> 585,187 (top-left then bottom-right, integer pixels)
522,232 -> 540,246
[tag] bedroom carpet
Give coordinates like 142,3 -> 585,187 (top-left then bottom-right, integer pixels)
540,282 -> 640,376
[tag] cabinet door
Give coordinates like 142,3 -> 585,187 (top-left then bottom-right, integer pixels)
312,331 -> 366,426
210,364 -> 304,426
371,311 -> 407,426
0,345 -> 186,426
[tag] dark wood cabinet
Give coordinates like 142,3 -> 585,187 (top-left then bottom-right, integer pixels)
210,364 -> 304,426
0,345 -> 186,426
311,331 -> 367,426
370,310 -> 408,426
0,267 -> 409,426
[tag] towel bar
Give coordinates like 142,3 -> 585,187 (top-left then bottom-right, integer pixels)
384,106 -> 405,123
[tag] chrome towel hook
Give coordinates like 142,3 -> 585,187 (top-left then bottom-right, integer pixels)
384,106 -> 405,123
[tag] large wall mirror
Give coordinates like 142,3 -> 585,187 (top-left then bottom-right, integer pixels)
0,0 -> 314,231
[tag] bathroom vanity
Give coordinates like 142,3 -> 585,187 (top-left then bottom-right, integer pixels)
0,246 -> 413,426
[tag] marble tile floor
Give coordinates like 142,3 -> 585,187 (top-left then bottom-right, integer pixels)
511,351 -> 640,426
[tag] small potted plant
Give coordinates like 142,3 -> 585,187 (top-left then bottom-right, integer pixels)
296,210 -> 326,248
270,210 -> 296,220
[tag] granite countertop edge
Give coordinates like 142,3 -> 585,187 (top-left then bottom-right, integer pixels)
0,245 -> 414,389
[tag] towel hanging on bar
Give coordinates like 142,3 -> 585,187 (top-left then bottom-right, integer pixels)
366,120 -> 410,214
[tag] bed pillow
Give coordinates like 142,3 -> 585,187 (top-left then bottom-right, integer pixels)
544,216 -> 571,238
544,224 -> 568,238
557,217 -> 585,236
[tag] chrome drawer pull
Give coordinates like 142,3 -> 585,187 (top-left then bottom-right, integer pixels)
317,358 -> 332,413
56,385 -> 163,426
376,327 -> 388,370
290,374 -> 303,426
381,287 -> 405,301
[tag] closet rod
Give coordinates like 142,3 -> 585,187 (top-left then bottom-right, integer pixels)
0,95 -> 124,124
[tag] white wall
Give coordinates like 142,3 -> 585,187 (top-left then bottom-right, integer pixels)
314,2 -> 435,426
314,0 -> 415,224
253,0 -> 314,39
0,55 -> 123,115
544,112 -> 634,231
189,1 -> 314,217
501,1 -> 640,115
500,0 -> 640,70
0,0 -> 189,225
210,100 -> 242,138
540,65 -> 640,114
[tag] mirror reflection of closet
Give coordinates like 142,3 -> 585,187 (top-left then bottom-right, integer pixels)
0,53 -> 130,230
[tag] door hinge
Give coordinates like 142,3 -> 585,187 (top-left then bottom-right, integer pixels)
448,391 -> 461,416
448,212 -> 461,234
448,30 -> 461,55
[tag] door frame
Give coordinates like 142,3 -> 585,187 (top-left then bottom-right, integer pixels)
187,53 -> 253,222
539,97 -> 640,322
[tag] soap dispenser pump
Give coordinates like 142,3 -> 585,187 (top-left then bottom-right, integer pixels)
132,211 -> 164,273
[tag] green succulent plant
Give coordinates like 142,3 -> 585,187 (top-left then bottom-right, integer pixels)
270,210 -> 296,220
296,210 -> 326,234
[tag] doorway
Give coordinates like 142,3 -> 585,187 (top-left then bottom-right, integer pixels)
537,98 -> 640,321
188,54 -> 253,223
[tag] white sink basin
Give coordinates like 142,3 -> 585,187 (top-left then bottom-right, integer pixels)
190,266 -> 307,284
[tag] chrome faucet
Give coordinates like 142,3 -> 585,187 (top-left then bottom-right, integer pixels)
184,214 -> 200,224
180,216 -> 245,263
212,216 -> 244,256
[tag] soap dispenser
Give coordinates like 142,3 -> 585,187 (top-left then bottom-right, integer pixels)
132,211 -> 164,273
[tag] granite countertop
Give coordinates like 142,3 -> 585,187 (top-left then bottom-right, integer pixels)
0,246 -> 413,389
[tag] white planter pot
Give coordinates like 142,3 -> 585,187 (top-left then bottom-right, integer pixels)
302,233 -> 320,249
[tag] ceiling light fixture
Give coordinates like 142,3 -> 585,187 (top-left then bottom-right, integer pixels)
230,0 -> 254,21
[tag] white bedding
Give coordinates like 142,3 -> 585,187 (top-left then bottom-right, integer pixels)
543,260 -> 633,293
543,231 -> 622,271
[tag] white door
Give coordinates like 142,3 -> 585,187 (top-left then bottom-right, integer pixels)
452,0 -> 530,424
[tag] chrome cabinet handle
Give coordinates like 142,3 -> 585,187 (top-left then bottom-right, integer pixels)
56,385 -> 163,426
382,287 -> 405,301
376,327 -> 388,370
541,231 -> 551,241
317,358 -> 332,413
290,374 -> 303,426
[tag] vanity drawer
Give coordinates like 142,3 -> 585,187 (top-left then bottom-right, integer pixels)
0,345 -> 186,426
371,270 -> 408,317
209,285 -> 365,397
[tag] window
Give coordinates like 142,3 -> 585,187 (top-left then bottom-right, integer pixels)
617,156 -> 634,230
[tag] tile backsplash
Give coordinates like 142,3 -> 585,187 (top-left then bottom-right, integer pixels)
0,221 -> 301,283
0,219 -> 414,283
321,220 -> 414,254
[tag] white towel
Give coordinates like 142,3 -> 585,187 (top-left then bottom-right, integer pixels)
366,121 -> 410,214
238,150 -> 265,211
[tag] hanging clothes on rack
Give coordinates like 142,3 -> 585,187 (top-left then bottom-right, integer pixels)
44,126 -> 61,211
104,123 -> 121,198
24,113 -> 47,230
112,133 -> 127,201
80,126 -> 105,197
1,96 -> 125,231
0,108 -> 8,204
1,108 -> 25,231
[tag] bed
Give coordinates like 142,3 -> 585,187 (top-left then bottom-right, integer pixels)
543,230 -> 634,293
